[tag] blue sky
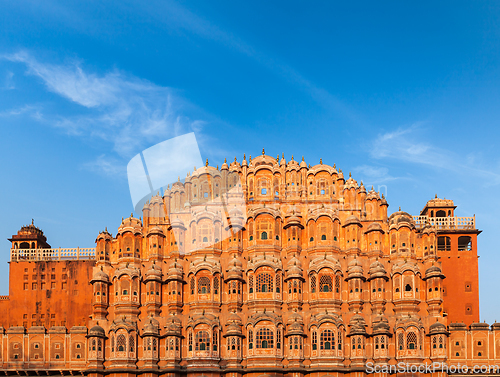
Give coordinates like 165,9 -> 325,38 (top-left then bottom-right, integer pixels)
1,1 -> 500,321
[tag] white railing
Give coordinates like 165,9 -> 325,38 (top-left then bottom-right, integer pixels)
10,247 -> 96,262
412,216 -> 475,230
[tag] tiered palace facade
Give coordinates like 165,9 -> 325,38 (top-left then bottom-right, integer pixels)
0,152 -> 489,376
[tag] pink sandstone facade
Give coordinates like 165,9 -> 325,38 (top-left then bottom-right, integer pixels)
0,152 -> 490,377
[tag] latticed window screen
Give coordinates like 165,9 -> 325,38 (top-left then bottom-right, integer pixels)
214,276 -> 219,294
248,329 -> 253,349
276,273 -> 281,293
257,221 -> 272,240
213,329 -> 218,351
311,274 -> 316,292
319,274 -> 333,292
357,337 -> 362,349
335,275 -> 341,293
111,336 -> 115,352
153,338 -> 157,351
407,332 -> 417,349
320,330 -> 334,350
117,334 -> 126,352
256,328 -> 274,349
319,224 -> 328,240
195,331 -> 210,351
288,281 -> 292,293
277,329 -> 281,349
198,277 -> 211,294
188,331 -> 193,350
275,220 -> 280,239
129,335 -> 135,352
190,277 -> 195,294
338,330 -> 342,350
439,335 -> 444,348
380,335 -> 385,349
257,273 -> 273,292
432,336 -> 437,349
145,338 -> 151,351
249,275 -> 254,293
398,332 -> 404,350
312,331 -> 317,350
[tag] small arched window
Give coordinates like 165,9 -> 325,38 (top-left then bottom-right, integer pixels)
256,328 -> 274,349
405,284 -> 412,292
321,234 -> 327,240
198,277 -> 211,294
195,331 -> 210,351
261,232 -> 268,240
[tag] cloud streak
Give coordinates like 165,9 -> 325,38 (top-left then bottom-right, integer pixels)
4,51 -> 205,160
371,124 -> 500,185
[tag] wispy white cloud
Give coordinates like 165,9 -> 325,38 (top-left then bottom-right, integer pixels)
82,155 -> 126,177
3,71 -> 15,90
371,124 -> 500,185
0,104 -> 40,117
3,51 -> 205,161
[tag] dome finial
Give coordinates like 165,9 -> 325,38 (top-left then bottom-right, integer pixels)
349,171 -> 352,178
205,159 -> 209,167
224,157 -> 227,163
320,158 -> 322,164
262,148 -> 265,155
435,193 -> 438,198
399,206 -> 401,211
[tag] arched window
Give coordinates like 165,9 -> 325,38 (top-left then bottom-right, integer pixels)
321,234 -> 327,240
256,328 -> 274,349
407,331 -> 417,350
310,274 -> 316,293
117,334 -> 126,352
129,335 -> 135,352
257,273 -> 273,293
188,331 -> 193,351
248,329 -> 253,349
405,284 -> 412,292
261,232 -> 268,240
320,329 -> 334,350
195,331 -> 210,351
319,274 -> 332,292
398,332 -> 404,350
198,277 -> 211,294
312,331 -> 317,350
190,277 -> 195,294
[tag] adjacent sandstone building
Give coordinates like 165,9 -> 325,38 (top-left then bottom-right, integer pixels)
0,152 -> 488,376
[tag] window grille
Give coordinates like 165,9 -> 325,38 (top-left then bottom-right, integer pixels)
407,332 -> 417,350
311,274 -> 316,293
198,276 -> 211,294
117,335 -> 126,352
320,329 -> 334,350
195,331 -> 210,351
257,273 -> 273,293
319,274 -> 333,292
256,328 -> 274,349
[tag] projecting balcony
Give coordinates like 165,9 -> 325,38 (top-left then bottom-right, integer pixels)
10,247 -> 96,262
412,216 -> 475,230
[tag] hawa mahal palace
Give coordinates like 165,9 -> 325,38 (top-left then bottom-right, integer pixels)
0,151 -> 490,377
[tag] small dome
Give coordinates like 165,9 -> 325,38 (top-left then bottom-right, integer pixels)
88,325 -> 106,338
344,215 -> 361,227
226,255 -> 244,281
369,259 -> 387,279
221,158 -> 229,170
145,262 -> 162,281
347,257 -> 364,279
299,157 -> 307,168
91,267 -> 109,283
166,260 -> 184,282
425,264 -> 444,280
285,255 -> 303,280
365,222 -> 383,234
